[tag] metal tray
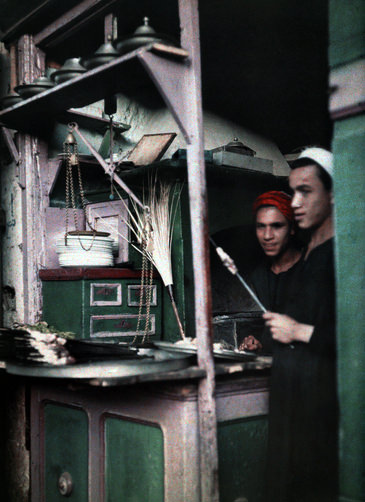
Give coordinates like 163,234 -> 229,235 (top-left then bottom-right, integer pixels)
154,341 -> 256,361
212,347 -> 257,361
154,341 -> 198,355
5,348 -> 193,379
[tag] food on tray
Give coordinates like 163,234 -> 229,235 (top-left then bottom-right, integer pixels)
239,335 -> 262,352
174,337 -> 239,352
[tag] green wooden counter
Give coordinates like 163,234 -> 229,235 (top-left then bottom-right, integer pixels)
23,361 -> 271,502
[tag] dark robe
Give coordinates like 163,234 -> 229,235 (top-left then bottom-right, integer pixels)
251,239 -> 338,502
250,256 -> 302,354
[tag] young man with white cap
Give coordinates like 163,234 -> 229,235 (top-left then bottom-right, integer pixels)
262,147 -> 338,502
264,147 -> 334,341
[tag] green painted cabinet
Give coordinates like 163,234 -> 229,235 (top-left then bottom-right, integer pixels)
31,376 -> 269,502
41,271 -> 162,342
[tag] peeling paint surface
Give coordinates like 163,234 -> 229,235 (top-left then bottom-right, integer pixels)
113,93 -> 289,175
74,95 -> 289,174
1,160 -> 25,326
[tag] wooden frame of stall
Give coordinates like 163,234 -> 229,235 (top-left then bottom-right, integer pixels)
0,1 -> 219,500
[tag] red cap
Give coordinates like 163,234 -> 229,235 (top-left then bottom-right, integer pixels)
253,190 -> 294,222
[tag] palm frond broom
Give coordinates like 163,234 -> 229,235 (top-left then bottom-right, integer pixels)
99,179 -> 185,340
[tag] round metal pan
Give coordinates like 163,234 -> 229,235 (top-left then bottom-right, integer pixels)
5,348 -> 192,379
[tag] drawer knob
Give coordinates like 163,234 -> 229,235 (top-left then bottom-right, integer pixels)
58,472 -> 73,496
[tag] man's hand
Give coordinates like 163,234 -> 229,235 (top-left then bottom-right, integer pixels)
262,312 -> 314,344
239,335 -> 263,352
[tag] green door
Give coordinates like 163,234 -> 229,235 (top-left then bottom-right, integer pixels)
44,403 -> 88,501
218,416 -> 268,502
104,417 -> 164,502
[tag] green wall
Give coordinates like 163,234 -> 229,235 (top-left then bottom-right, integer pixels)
330,1 -> 365,500
333,117 -> 365,502
329,0 -> 365,67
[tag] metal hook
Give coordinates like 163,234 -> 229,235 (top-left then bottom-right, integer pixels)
64,123 -> 77,145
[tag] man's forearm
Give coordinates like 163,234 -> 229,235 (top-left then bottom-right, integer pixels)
263,311 -> 314,344
293,322 -> 314,343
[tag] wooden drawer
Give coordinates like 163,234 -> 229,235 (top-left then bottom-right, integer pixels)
90,313 -> 156,338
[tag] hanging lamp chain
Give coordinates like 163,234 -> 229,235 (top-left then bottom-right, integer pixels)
132,213 -> 153,345
63,124 -> 97,250
109,114 -> 115,200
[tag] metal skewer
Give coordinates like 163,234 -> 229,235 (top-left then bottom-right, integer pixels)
210,237 -> 296,349
209,237 -> 267,313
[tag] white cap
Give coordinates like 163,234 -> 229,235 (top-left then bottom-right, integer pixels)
292,147 -> 333,177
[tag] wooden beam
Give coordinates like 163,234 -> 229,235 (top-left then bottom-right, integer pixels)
34,0 -> 118,47
9,44 -> 17,90
104,12 -> 115,42
1,127 -> 20,164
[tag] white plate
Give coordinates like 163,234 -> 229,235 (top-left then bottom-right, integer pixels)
57,235 -> 114,267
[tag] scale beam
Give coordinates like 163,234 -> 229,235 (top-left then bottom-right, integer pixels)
70,122 -> 147,211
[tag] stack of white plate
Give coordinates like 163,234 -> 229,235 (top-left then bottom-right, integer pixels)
56,233 -> 114,267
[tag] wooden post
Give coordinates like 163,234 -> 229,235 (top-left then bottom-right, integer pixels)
16,35 -> 48,323
178,1 -> 219,501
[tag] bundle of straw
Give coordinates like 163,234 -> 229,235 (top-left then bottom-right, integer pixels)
114,180 -> 185,340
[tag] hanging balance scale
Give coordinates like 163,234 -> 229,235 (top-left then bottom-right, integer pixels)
56,127 -> 114,267
58,123 -> 154,344
57,122 -> 186,343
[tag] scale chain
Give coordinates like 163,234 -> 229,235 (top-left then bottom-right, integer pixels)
64,129 -> 98,251
141,261 -> 153,345
132,237 -> 147,345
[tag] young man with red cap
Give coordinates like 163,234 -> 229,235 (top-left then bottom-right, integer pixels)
262,147 -> 338,502
253,190 -> 301,274
241,190 -> 302,352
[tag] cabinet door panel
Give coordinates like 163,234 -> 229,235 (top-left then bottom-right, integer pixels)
44,404 -> 88,501
218,416 -> 268,502
104,417 -> 164,502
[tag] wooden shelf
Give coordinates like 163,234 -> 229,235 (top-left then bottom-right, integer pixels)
0,43 -> 188,133
59,109 -> 131,133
